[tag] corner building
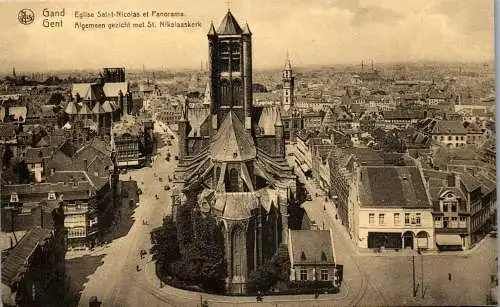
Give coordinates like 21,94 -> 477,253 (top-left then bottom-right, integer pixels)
175,10 -> 298,294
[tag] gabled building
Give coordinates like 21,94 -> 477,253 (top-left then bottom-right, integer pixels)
1,139 -> 117,249
287,229 -> 337,283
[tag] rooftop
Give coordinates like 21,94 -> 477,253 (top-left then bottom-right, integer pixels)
289,229 -> 334,265
2,227 -> 53,286
359,166 -> 431,209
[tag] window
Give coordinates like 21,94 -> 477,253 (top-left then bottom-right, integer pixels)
379,214 -> 385,225
443,217 -> 449,228
320,269 -> 329,281
394,213 -> 400,225
451,204 -> 457,212
10,193 -> 19,203
416,213 -> 421,225
443,203 -> 448,212
369,213 -> 375,225
300,269 -> 308,281
48,192 -> 56,200
448,136 -> 452,141
411,214 -> 416,224
405,213 -> 410,224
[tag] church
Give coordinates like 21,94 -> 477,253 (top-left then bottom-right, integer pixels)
174,10 -> 300,294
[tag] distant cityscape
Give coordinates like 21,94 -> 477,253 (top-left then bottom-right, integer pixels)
0,7 -> 496,307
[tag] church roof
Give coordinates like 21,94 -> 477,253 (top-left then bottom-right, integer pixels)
258,106 -> 282,135
217,10 -> 242,35
322,107 -> 336,127
92,102 -> 105,114
78,101 -> 91,115
101,100 -> 114,113
210,111 -> 256,162
65,101 -> 78,115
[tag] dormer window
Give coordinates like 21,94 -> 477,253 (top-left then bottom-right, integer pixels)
48,192 -> 56,200
301,251 -> 307,261
10,193 -> 19,203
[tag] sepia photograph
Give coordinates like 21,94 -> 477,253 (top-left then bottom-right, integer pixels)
0,0 -> 496,306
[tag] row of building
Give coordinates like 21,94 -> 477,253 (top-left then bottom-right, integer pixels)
295,129 -> 496,251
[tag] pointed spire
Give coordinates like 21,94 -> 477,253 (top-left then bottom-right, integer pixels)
207,20 -> 217,36
217,10 -> 242,35
242,22 -> 252,35
275,108 -> 283,126
285,51 -> 292,70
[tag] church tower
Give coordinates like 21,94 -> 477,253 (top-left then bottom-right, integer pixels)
207,10 -> 253,133
282,54 -> 294,111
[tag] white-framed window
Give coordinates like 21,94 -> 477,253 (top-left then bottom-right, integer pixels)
48,192 -> 56,200
416,213 -> 421,225
394,213 -> 400,225
320,269 -> 329,281
300,269 -> 308,281
10,193 -> 19,203
379,214 -> 385,225
369,213 -> 375,225
405,213 -> 410,224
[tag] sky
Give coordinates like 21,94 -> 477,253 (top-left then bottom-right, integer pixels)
0,0 -> 494,73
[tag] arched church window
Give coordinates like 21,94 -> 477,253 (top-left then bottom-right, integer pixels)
232,79 -> 243,106
232,226 -> 245,277
229,168 -> 239,192
231,42 -> 241,72
220,79 -> 230,107
219,43 -> 230,72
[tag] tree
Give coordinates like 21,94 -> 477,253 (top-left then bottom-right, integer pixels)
151,217 -> 180,276
247,252 -> 290,294
177,211 -> 226,292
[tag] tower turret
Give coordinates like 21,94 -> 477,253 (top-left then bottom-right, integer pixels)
208,10 -> 253,133
282,54 -> 294,112
178,101 -> 189,160
275,109 -> 284,157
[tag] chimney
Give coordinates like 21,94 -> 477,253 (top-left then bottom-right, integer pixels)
84,159 -> 88,170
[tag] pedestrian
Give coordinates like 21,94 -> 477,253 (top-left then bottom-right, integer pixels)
136,265 -> 140,272
448,272 -> 452,281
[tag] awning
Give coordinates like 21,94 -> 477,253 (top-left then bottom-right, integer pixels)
300,163 -> 311,173
436,234 -> 462,246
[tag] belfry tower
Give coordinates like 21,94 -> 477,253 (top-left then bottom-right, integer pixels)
282,54 -> 294,112
207,10 -> 253,133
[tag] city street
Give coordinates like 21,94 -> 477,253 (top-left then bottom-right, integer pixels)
74,121 -> 182,307
66,133 -> 495,307
286,144 -> 498,306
